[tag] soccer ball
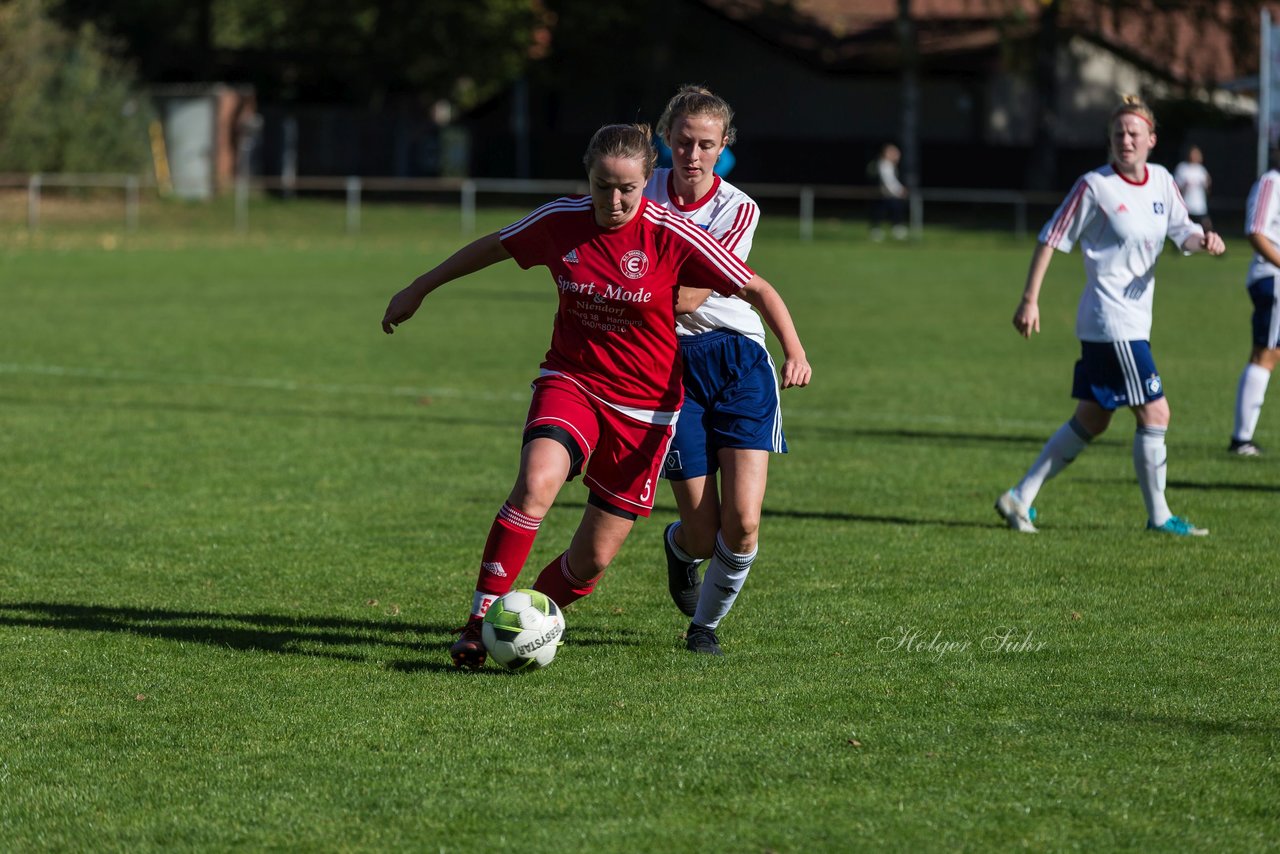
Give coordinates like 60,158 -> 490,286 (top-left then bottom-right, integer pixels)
481,589 -> 565,671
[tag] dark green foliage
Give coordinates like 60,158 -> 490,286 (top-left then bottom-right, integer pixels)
0,0 -> 152,172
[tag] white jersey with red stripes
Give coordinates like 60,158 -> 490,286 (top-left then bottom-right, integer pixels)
498,195 -> 754,413
644,169 -> 765,344
1245,169 -> 1280,284
1039,163 -> 1201,342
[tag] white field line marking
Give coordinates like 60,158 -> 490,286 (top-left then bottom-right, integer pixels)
0,362 -> 530,403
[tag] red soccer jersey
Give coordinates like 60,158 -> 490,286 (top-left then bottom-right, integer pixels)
499,195 -> 754,411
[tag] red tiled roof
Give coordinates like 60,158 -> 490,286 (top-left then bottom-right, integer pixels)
699,0 -> 1280,86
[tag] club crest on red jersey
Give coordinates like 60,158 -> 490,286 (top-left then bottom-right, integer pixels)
620,249 -> 650,279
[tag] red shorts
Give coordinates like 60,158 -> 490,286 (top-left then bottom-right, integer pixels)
525,374 -> 675,517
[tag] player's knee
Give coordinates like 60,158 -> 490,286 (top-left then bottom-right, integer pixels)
720,515 -> 760,554
508,471 -> 562,516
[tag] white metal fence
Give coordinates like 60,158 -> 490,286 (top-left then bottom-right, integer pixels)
0,172 -> 1237,240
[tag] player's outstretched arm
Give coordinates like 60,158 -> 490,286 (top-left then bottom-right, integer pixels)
1181,231 -> 1225,256
1013,242 -> 1054,338
737,275 -> 811,389
382,233 -> 511,334
674,286 -> 714,315
1248,232 -> 1280,269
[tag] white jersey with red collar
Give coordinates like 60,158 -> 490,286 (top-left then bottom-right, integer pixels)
1039,162 -> 1202,342
498,195 -> 754,414
1245,169 -> 1280,284
644,168 -> 765,344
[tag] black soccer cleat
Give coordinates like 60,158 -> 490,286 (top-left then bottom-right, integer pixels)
449,616 -> 487,670
1228,439 -> 1263,457
685,622 -> 723,656
663,522 -> 702,617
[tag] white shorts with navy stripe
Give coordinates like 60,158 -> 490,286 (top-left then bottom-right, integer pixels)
662,329 -> 786,481
1072,340 -> 1164,410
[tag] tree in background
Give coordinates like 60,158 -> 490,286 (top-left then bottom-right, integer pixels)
50,0 -> 548,109
0,0 -> 152,172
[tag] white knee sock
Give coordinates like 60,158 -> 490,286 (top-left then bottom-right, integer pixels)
692,532 -> 755,630
1232,363 -> 1271,442
1134,426 -> 1171,526
1014,417 -> 1093,506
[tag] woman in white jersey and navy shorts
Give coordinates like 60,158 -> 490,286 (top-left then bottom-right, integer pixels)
995,95 -> 1225,536
644,86 -> 793,655
1226,150 -> 1280,456
382,123 -> 811,669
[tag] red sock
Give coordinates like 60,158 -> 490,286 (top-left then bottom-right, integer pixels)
470,502 -> 542,617
531,551 -> 598,609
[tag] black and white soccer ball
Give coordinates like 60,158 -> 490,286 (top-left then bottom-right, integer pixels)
481,589 -> 565,671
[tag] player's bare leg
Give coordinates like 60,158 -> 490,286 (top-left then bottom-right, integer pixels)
684,449 -> 768,655
531,501 -> 634,610
664,475 -> 718,616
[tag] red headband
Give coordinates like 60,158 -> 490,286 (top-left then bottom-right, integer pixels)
1115,109 -> 1154,130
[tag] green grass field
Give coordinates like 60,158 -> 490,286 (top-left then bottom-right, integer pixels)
2,198 -> 1277,851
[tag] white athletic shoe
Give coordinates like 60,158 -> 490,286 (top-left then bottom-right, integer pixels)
995,490 -> 1038,533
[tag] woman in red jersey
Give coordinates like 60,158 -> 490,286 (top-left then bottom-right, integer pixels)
381,123 -> 811,669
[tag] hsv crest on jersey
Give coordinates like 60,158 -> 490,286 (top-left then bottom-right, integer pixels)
620,249 -> 650,279
1152,201 -> 1165,214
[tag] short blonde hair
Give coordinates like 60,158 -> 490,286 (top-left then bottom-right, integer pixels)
1109,94 -> 1156,132
656,85 -> 737,146
582,123 -> 658,178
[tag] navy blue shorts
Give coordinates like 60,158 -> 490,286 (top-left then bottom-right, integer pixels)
1248,277 -> 1280,349
1072,340 -> 1164,410
662,329 -> 787,481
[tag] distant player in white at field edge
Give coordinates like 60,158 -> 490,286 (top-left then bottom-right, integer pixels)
1227,150 -> 1280,457
644,85 -> 794,656
995,95 -> 1225,537
1174,144 -> 1213,232
382,123 -> 811,670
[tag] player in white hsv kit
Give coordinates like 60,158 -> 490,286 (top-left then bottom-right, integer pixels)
1227,153 -> 1280,456
1174,145 -> 1213,231
994,95 -> 1226,537
644,86 -> 792,656
381,123 -> 811,669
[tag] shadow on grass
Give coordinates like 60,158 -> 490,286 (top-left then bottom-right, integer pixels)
761,507 -> 997,529
562,498 -> 1000,530
1075,477 -> 1280,494
0,393 -> 518,429
790,425 -> 1056,447
0,601 -> 641,673
1092,708 -> 1280,739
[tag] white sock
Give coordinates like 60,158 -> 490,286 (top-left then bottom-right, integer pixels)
1134,426 -> 1171,526
666,522 -> 700,564
470,592 -> 498,619
692,532 -> 755,631
1232,363 -> 1271,442
1014,417 -> 1093,506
